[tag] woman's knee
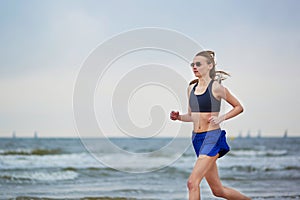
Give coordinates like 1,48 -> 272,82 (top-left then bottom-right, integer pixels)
187,178 -> 200,191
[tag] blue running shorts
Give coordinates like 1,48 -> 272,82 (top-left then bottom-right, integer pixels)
192,129 -> 230,158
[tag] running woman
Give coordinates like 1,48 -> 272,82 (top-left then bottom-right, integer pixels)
170,50 -> 251,200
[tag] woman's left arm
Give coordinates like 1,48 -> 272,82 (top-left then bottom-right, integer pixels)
220,86 -> 244,120
209,83 -> 244,125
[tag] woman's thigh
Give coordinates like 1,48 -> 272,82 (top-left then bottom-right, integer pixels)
205,161 -> 223,190
189,154 -> 218,182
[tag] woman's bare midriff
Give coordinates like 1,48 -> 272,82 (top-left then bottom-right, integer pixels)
191,112 -> 220,133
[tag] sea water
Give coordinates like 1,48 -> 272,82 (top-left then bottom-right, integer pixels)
0,137 -> 299,200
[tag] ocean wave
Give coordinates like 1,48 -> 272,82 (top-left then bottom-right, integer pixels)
63,165 -> 191,178
229,149 -> 288,157
62,167 -> 120,177
62,167 -> 117,172
0,148 -> 63,156
0,152 -> 105,170
159,166 -> 190,177
110,188 -> 154,195
222,165 -> 300,172
251,194 -> 300,199
0,170 -> 78,182
0,166 -> 124,183
13,197 -> 137,200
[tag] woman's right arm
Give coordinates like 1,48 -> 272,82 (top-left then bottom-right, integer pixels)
170,85 -> 193,122
178,110 -> 193,122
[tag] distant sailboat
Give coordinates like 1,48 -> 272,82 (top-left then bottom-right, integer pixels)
34,131 -> 38,139
12,131 -> 16,138
283,129 -> 288,138
238,131 -> 242,138
246,130 -> 251,138
257,129 -> 262,138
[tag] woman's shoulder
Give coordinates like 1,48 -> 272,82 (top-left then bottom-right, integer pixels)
211,80 -> 227,98
211,79 -> 221,87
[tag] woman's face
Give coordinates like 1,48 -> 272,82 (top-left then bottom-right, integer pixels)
191,55 -> 212,78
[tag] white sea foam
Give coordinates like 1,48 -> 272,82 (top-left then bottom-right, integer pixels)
1,170 -> 78,181
229,149 -> 288,157
0,152 -> 104,170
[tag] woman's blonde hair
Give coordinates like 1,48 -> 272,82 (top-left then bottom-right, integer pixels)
189,50 -> 230,85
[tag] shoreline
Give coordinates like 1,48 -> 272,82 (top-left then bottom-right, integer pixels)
10,197 -> 137,200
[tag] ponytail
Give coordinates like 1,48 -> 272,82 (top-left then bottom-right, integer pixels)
190,50 -> 230,85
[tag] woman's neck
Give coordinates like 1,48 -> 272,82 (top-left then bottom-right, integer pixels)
197,76 -> 211,86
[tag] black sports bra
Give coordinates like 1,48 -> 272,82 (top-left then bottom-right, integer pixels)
189,80 -> 221,112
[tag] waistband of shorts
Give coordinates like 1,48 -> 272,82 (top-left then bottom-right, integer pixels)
192,128 -> 221,135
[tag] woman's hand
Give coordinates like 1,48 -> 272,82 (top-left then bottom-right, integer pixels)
208,116 -> 224,125
170,111 -> 180,120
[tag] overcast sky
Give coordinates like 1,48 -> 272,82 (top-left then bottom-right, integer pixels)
1,0 -> 300,137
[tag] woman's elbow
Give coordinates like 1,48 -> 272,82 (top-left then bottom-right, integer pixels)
239,105 -> 244,114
